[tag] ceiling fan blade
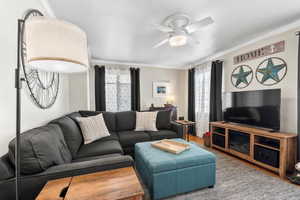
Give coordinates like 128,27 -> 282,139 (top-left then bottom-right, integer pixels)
154,24 -> 174,33
153,38 -> 169,48
186,16 -> 214,33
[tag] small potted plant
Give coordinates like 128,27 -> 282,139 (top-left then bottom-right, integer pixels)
203,131 -> 212,147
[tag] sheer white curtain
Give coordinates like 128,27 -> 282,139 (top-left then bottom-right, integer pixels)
195,63 -> 211,137
105,66 -> 131,112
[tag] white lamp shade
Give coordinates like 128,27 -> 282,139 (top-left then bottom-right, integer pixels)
25,17 -> 89,73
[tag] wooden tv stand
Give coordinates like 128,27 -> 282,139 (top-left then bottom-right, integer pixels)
210,122 -> 297,178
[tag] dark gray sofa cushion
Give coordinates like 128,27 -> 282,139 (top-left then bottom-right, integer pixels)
147,130 -> 178,141
50,116 -> 83,157
116,111 -> 136,131
76,140 -> 123,159
79,110 -> 117,132
156,110 -> 172,130
118,131 -> 151,147
104,131 -> 119,141
67,112 -> 82,121
0,154 -> 14,180
8,124 -> 72,175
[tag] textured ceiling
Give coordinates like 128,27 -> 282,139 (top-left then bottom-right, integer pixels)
47,0 -> 300,68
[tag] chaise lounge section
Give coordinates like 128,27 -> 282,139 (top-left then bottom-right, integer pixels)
0,110 -> 183,200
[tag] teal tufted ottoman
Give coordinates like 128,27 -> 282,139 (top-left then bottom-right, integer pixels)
135,139 -> 216,199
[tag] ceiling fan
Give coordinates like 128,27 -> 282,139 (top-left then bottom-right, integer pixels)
153,13 -> 214,48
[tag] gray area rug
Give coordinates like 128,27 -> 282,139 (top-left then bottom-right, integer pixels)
140,145 -> 300,200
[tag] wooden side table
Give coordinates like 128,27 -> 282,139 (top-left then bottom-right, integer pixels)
175,120 -> 196,141
36,167 -> 144,200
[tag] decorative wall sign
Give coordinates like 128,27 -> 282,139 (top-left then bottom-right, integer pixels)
153,81 -> 170,97
231,65 -> 253,89
233,41 -> 285,64
255,57 -> 287,86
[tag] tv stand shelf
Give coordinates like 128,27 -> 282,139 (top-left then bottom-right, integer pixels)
210,122 -> 297,178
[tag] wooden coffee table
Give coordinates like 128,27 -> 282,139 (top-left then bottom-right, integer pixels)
36,167 -> 144,200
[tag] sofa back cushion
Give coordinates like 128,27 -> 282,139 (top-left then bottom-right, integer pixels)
50,114 -> 83,157
8,124 -> 72,175
156,110 -> 172,130
79,110 -> 116,132
116,111 -> 136,131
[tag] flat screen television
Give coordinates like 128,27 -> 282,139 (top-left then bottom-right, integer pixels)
223,89 -> 281,131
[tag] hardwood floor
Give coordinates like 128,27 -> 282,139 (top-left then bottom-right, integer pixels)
189,134 -> 299,187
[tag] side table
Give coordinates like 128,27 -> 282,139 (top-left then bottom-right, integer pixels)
175,120 -> 196,141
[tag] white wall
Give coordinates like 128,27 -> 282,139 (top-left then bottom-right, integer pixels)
218,28 -> 298,133
0,0 -> 71,155
140,67 -> 188,119
69,73 -> 89,111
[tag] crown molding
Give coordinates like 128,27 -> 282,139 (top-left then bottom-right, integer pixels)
91,58 -> 187,70
40,0 -> 56,18
193,18 -> 300,66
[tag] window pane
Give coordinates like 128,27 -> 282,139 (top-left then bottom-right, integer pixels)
106,74 -> 117,83
105,83 -> 118,112
118,83 -> 131,111
119,74 -> 130,84
104,67 -> 131,112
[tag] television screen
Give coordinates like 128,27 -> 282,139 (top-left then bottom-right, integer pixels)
223,89 -> 281,130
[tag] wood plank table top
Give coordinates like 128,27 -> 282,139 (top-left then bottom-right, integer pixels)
36,167 -> 144,200
36,177 -> 72,200
175,120 -> 196,125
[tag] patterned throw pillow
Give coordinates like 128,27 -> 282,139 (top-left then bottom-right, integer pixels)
135,111 -> 158,131
76,114 -> 110,144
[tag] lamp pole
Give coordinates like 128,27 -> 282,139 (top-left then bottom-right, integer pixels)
15,19 -> 24,200
14,9 -> 89,199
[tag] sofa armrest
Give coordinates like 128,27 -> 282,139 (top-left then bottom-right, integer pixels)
170,121 -> 184,138
40,155 -> 133,178
0,155 -> 134,200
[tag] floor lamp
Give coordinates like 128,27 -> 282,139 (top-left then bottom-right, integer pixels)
16,9 -> 89,199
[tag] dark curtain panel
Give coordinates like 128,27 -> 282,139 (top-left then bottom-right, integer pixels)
188,68 -> 196,135
130,68 -> 140,111
209,60 -> 223,122
297,33 -> 300,160
95,65 -> 106,111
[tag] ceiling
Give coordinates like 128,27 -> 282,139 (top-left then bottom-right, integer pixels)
47,0 -> 300,68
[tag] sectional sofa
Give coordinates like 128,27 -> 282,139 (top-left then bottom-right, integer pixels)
0,110 -> 183,200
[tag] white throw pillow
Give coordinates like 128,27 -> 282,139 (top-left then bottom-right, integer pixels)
76,114 -> 110,144
135,111 -> 158,131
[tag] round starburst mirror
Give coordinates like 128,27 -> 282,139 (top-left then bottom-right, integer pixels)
20,9 -> 60,109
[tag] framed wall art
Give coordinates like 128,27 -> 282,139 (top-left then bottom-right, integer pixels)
153,81 -> 170,97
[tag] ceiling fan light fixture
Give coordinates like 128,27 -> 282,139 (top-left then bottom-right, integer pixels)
169,34 -> 187,47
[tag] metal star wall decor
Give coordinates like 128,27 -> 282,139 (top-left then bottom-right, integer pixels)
255,57 -> 287,86
231,65 -> 253,89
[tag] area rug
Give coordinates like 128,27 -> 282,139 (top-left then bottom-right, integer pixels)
141,145 -> 300,200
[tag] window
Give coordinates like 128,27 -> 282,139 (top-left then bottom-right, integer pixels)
105,67 -> 131,112
194,63 -> 211,137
